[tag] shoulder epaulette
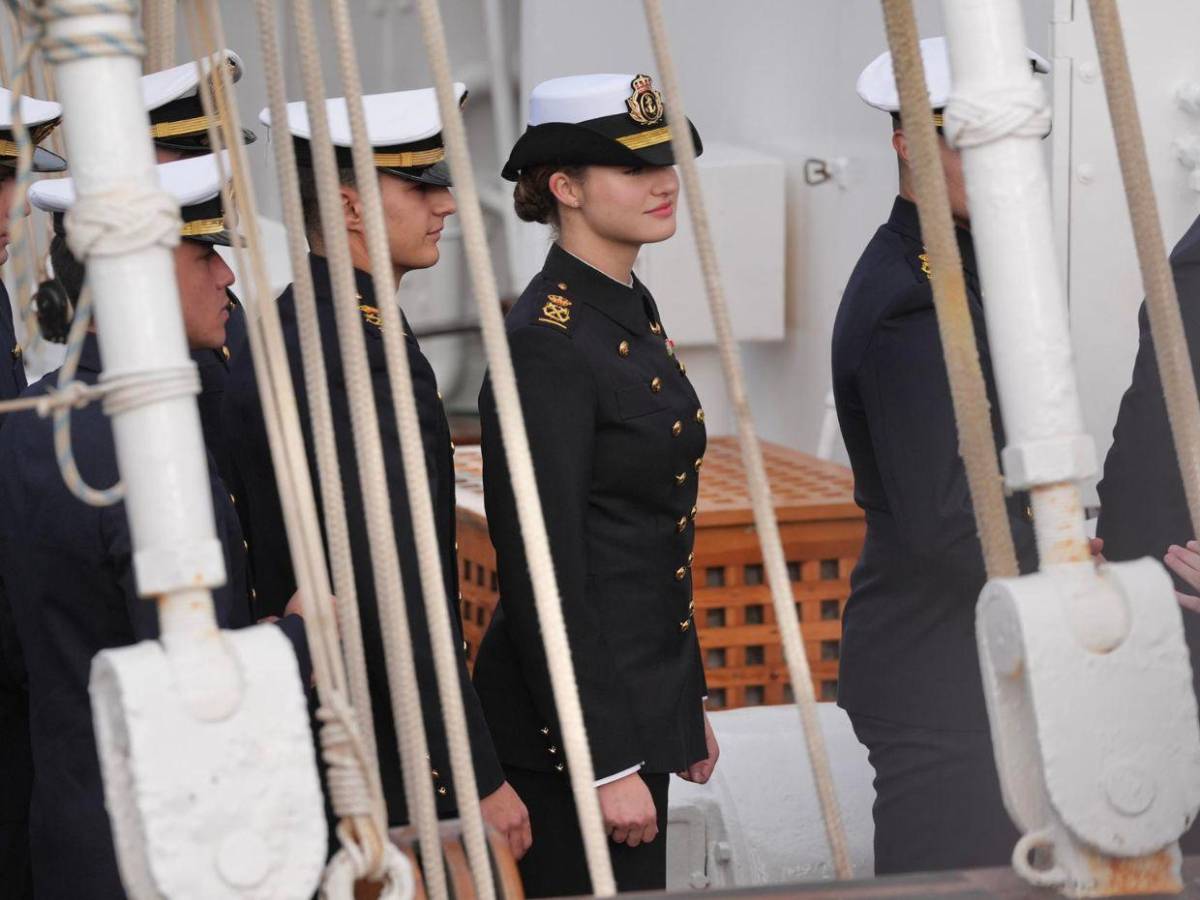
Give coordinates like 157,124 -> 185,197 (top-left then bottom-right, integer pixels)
534,289 -> 575,334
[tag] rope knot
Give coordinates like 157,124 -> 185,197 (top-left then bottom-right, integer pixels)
65,187 -> 181,263
943,83 -> 1052,149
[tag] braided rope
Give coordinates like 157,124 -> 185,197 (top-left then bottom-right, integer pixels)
879,0 -> 1021,581
410,0 -> 617,893
322,0 -> 496,896
283,0 -> 449,895
247,0 -> 383,817
182,0 -> 391,885
641,0 -> 853,879
1086,0 -> 1200,544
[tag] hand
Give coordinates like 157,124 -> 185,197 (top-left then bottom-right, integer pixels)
1089,537 -> 1106,564
677,711 -> 719,784
1164,542 -> 1200,614
284,589 -> 305,619
598,772 -> 657,848
479,781 -> 532,861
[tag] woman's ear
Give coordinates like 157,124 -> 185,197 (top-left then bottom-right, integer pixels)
341,183 -> 364,235
548,170 -> 582,210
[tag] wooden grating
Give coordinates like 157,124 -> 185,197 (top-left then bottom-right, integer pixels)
454,437 -> 865,711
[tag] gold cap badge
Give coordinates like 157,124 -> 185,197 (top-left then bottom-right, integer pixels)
626,74 -> 665,127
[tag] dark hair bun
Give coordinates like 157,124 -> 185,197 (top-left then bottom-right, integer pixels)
513,165 -> 557,224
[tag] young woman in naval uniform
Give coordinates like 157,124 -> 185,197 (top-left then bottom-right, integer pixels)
473,72 -> 720,897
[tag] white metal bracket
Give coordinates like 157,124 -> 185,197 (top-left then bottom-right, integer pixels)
978,559 -> 1200,896
91,624 -> 327,899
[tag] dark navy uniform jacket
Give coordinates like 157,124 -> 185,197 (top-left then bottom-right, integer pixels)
0,333 -> 309,900
193,292 -> 246,490
832,197 -> 1038,731
474,243 -> 708,779
223,254 -> 503,826
1097,211 -> 1200,707
0,281 -> 31,897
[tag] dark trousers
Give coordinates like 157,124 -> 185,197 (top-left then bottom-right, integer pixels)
849,712 -> 1019,876
0,691 -> 32,899
505,766 -> 669,898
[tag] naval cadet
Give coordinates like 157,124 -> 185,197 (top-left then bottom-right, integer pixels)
0,87 -> 67,900
832,37 -> 1047,874
475,73 -> 718,897
1095,208 -> 1200,854
0,155 -> 309,900
222,87 -> 531,859
140,49 -> 257,490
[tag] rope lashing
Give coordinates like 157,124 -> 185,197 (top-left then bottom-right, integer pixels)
641,0 -> 854,879
943,83 -> 1052,148
412,0 -> 617,892
879,0 -> 1020,582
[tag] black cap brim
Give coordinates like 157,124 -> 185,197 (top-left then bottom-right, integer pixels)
154,127 -> 258,154
0,145 -> 69,173
379,158 -> 453,187
501,117 -> 702,181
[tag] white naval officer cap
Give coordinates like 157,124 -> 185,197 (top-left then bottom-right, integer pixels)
259,84 -> 468,187
0,87 -> 65,172
30,151 -> 238,246
141,49 -> 256,152
502,72 -> 703,181
857,35 -> 1049,122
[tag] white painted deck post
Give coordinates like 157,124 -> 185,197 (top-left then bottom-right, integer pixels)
39,3 -> 325,897
939,1 -> 1200,894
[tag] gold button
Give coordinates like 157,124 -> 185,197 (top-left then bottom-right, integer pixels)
694,457 -> 704,472
679,619 -> 691,632
672,420 -> 683,437
679,360 -> 687,375
437,390 -> 443,401
1024,504 -> 1034,522
650,377 -> 662,393
690,505 -> 698,520
431,769 -> 440,779
437,786 -> 448,797
618,340 -> 630,357
242,540 -> 249,551
676,516 -> 688,533
675,567 -> 686,581
558,282 -> 568,291
650,321 -> 662,335
548,745 -> 558,755
675,472 -> 687,486
221,346 -> 230,361
450,440 -> 456,453
687,551 -> 694,566
11,344 -> 21,360
555,762 -> 565,773
229,493 -> 236,506
695,408 -> 705,424
540,726 -> 551,736
250,588 -> 257,601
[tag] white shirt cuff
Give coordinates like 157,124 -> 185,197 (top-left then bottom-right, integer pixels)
594,763 -> 643,787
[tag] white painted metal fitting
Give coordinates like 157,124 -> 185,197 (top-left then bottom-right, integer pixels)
1176,82 -> 1200,115
91,625 -> 326,899
977,559 -> 1200,896
1001,434 -> 1098,490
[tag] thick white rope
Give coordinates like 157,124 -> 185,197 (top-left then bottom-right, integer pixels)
321,1 -> 496,897
247,0 -> 384,826
182,1 -> 390,885
283,1 -> 449,895
411,0 -> 618,893
641,0 -> 854,879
